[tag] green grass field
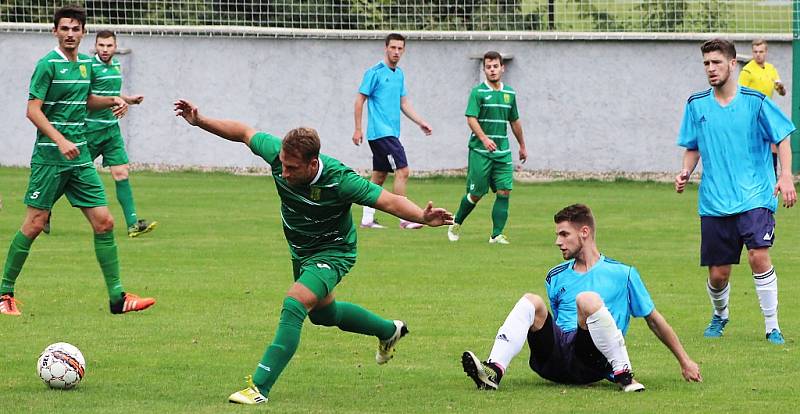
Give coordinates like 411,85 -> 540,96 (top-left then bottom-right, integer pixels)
1,166 -> 798,413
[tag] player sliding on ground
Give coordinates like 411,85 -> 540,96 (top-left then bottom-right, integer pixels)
174,99 -> 453,405
461,204 -> 702,392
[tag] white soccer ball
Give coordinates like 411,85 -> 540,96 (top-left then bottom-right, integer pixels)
37,342 -> 86,389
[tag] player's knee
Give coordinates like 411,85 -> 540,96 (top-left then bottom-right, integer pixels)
497,190 -> 510,197
93,215 -> 115,233
395,168 -> 409,180
522,293 -> 545,309
110,166 -> 129,181
468,193 -> 482,203
575,291 -> 603,313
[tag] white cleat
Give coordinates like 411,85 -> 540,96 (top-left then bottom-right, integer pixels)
376,320 -> 409,365
489,234 -> 510,245
448,223 -> 461,241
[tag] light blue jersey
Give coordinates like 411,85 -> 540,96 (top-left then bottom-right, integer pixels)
358,61 -> 407,141
545,256 -> 655,335
677,86 -> 795,217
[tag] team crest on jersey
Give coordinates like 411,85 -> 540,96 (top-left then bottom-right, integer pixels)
79,65 -> 87,78
310,187 -> 322,201
503,94 -> 511,103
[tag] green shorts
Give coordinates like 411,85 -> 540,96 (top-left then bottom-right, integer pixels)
292,252 -> 356,299
87,124 -> 129,167
24,164 -> 107,210
466,150 -> 514,197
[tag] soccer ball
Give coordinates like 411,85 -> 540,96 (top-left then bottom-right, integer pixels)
37,342 -> 86,389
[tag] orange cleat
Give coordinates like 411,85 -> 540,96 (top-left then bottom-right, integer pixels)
0,294 -> 21,316
110,292 -> 155,314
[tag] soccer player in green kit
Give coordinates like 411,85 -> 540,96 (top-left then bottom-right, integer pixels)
448,51 -> 527,245
86,30 -> 157,237
174,98 -> 453,405
0,6 -> 155,316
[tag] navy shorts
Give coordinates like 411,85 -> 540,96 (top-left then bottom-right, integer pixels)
700,208 -> 775,266
527,314 -> 610,385
368,136 -> 408,172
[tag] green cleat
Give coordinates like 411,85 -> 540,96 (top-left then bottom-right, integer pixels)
128,219 -> 157,238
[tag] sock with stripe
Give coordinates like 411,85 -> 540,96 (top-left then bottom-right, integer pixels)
487,296 -> 535,372
115,179 -> 138,228
586,306 -> 631,373
454,194 -> 477,225
361,206 -> 376,225
491,193 -> 510,238
1,231 -> 34,295
94,231 -> 124,302
707,279 -> 730,320
753,267 -> 779,333
253,296 -> 308,396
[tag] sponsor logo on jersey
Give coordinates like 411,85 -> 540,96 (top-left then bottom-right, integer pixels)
102,68 -> 108,73
496,333 -> 509,342
483,95 -> 492,101
79,65 -> 87,78
699,115 -> 707,122
316,263 -> 331,270
59,68 -> 68,74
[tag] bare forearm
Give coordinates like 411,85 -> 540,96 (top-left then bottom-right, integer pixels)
647,312 -> 692,366
373,190 -> 424,223
467,117 -> 489,141
195,114 -> 253,143
26,104 -> 66,144
777,138 -> 792,177
400,100 -> 425,126
510,120 -> 525,148
87,94 -> 116,110
682,150 -> 701,173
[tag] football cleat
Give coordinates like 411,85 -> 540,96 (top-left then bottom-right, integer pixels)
376,320 -> 409,364
128,219 -> 158,238
613,368 -> 645,392
489,234 -> 510,245
766,329 -> 785,345
228,376 -> 268,405
703,314 -> 729,338
359,220 -> 386,229
110,292 -> 156,314
0,294 -> 21,316
399,220 -> 423,229
461,351 -> 501,390
447,223 -> 461,242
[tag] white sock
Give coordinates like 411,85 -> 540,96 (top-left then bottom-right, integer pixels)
586,306 -> 631,373
361,206 -> 375,224
707,279 -> 730,320
753,267 -> 779,333
487,296 -> 535,371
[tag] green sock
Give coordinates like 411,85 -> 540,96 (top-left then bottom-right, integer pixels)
309,300 -> 396,340
491,194 -> 510,238
454,194 -> 477,225
115,179 -> 138,228
93,232 -> 124,302
1,231 -> 34,294
253,297 -> 308,396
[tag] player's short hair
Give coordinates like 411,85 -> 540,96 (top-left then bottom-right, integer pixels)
554,204 -> 595,231
53,5 -> 86,29
385,33 -> 406,46
96,30 -> 117,41
752,38 -> 767,48
701,38 -> 736,60
483,51 -> 504,65
282,127 -> 321,162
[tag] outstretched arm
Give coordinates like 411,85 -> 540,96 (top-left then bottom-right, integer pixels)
88,95 -> 128,118
644,310 -> 702,382
372,190 -> 453,227
174,99 -> 257,145
121,94 -> 144,105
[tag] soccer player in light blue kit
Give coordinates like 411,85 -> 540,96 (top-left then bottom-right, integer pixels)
353,33 -> 433,229
462,204 -> 701,392
675,39 -> 797,345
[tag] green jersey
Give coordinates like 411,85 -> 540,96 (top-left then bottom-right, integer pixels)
86,55 -> 122,132
249,133 -> 383,259
465,82 -> 520,162
28,48 -> 94,166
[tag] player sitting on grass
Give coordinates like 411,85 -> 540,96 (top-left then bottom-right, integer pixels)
174,99 -> 453,405
461,204 -> 701,392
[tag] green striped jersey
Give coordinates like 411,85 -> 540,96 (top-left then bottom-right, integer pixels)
28,48 -> 94,166
465,82 -> 520,161
86,55 -> 122,132
249,133 -> 383,259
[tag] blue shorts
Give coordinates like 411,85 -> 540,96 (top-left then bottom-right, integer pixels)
700,208 -> 775,266
368,136 -> 408,172
527,314 -> 610,385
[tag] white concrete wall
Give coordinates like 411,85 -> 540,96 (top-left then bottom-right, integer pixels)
0,32 -> 792,172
